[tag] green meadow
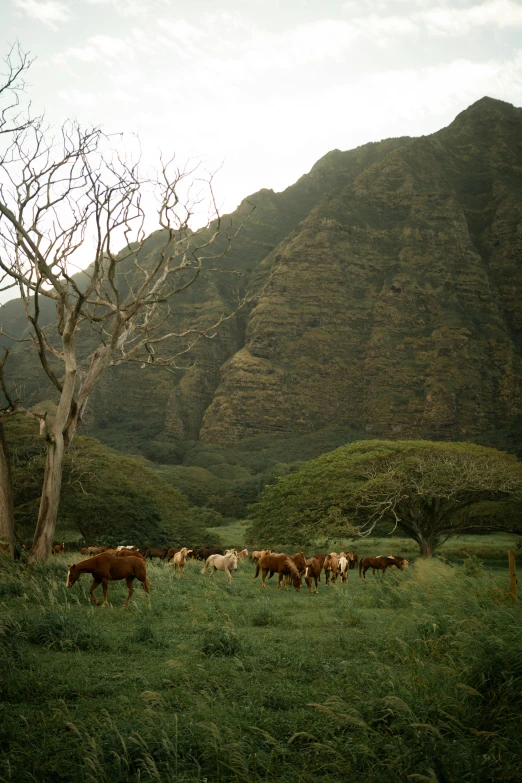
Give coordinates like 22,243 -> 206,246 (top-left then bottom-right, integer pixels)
1,540 -> 521,783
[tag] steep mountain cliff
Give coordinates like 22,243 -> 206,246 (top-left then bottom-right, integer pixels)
3,98 -> 522,454
196,97 -> 522,450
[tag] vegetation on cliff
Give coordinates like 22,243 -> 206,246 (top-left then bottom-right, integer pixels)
247,440 -> 522,555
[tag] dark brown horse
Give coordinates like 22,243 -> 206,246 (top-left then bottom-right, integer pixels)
66,554 -> 150,607
52,541 -> 65,554
255,552 -> 302,590
305,557 -> 322,594
144,548 -> 168,560
359,556 -> 403,579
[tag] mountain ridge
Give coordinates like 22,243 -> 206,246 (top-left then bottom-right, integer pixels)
2,96 -> 522,454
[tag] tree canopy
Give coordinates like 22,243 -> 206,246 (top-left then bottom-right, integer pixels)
247,440 -> 522,555
6,416 -> 218,549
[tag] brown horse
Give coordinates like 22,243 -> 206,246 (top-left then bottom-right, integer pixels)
115,548 -> 145,560
359,556 -> 403,579
324,553 -> 340,585
305,557 -> 322,594
52,542 -> 65,554
144,548 -> 168,560
66,554 -> 150,607
255,552 -> 302,590
81,546 -> 106,556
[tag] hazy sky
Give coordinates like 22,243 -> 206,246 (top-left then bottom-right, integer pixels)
3,0 -> 522,215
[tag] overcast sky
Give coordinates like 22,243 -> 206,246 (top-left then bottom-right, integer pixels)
3,0 -> 522,216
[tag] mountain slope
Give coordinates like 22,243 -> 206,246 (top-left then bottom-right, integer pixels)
2,97 -> 522,454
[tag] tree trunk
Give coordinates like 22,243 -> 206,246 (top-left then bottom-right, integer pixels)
0,421 -> 14,558
29,433 -> 66,563
418,535 -> 434,557
29,333 -> 78,563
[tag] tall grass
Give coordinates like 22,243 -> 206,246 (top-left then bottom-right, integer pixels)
0,552 -> 520,782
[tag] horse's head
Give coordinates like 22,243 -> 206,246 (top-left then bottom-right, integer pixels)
66,564 -> 80,588
292,574 -> 302,591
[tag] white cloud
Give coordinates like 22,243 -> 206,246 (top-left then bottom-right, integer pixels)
418,0 -> 522,35
343,0 -> 522,38
13,0 -> 72,29
84,0 -> 166,16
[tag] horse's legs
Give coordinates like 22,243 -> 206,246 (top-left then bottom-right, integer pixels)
225,567 -> 232,583
210,566 -> 216,578
140,578 -> 151,606
123,576 -> 135,607
90,579 -> 101,605
101,578 -> 109,607
262,568 -> 267,589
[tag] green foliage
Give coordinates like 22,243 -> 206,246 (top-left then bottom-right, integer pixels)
142,436 -> 185,465
1,552 -> 521,783
191,506 -> 226,528
248,440 -> 522,553
159,464 -> 232,507
5,416 -> 218,548
183,450 -> 227,469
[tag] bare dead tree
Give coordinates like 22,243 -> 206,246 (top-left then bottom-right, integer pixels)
0,61 -> 254,561
0,43 -> 42,556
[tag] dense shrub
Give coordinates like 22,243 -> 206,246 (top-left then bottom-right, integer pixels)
191,507 -> 226,528
142,437 -> 185,465
183,451 -> 227,469
160,465 -> 232,507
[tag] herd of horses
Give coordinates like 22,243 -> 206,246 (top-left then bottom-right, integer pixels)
63,543 -> 408,607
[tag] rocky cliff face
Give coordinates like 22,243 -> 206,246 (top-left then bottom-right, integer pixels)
4,98 -> 522,453
196,98 -> 522,448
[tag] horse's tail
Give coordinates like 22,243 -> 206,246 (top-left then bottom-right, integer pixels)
201,556 -> 212,575
359,558 -> 363,578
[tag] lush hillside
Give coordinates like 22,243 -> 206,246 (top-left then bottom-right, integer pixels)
2,97 -> 522,462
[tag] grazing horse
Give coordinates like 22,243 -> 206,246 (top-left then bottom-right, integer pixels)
324,553 -> 340,585
201,553 -> 238,583
338,555 -> 349,582
52,542 -> 65,555
144,548 -> 168,560
81,546 -> 106,556
359,556 -> 403,579
255,552 -> 302,591
66,554 -> 150,607
305,557 -> 322,594
371,555 -> 409,574
115,548 -> 144,560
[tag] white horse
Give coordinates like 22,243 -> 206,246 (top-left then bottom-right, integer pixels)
201,553 -> 238,583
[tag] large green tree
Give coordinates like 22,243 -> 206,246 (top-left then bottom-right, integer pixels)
6,416 -> 219,549
247,440 -> 522,556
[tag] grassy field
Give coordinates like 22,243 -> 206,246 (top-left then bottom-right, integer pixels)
1,548 -> 521,783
